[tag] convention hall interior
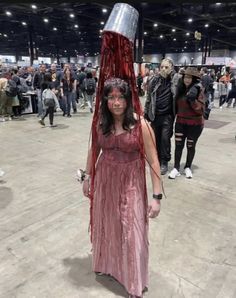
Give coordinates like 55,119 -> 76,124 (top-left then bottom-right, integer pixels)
0,2 -> 236,298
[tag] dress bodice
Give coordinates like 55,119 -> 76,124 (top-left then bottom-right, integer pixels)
97,125 -> 141,163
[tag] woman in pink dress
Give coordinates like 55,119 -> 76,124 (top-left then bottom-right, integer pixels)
83,78 -> 162,298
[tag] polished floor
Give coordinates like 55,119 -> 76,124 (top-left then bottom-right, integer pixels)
0,101 -> 236,298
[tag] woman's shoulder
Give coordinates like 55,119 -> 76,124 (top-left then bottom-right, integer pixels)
133,113 -> 151,131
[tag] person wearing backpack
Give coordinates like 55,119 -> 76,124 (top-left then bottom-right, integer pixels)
83,72 -> 96,113
39,83 -> 60,127
11,72 -> 24,118
1,72 -> 20,120
33,64 -> 50,117
168,67 -> 204,179
77,66 -> 87,108
0,77 -> 12,122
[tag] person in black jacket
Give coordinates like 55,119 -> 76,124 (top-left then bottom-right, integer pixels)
200,67 -> 214,108
226,71 -> 236,108
144,58 -> 177,175
33,64 -> 51,117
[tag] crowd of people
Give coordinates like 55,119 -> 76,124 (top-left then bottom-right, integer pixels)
0,63 -> 98,126
142,60 -> 236,178
1,60 -> 235,297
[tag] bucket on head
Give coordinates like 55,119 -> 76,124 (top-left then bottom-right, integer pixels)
103,3 -> 139,44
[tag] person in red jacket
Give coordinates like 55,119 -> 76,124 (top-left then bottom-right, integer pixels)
169,67 -> 204,179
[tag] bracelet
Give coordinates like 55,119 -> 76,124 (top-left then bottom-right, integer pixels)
153,193 -> 162,200
84,173 -> 90,181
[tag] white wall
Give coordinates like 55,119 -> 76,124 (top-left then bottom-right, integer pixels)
143,54 -> 162,63
230,51 -> 236,61
143,52 -> 203,65
0,55 -> 16,63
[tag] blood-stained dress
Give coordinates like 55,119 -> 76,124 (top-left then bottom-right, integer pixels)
92,125 -> 148,296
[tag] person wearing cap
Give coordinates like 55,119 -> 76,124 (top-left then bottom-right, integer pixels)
144,58 -> 177,175
168,67 -> 204,179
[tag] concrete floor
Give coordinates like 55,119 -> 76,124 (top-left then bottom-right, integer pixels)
0,101 -> 236,298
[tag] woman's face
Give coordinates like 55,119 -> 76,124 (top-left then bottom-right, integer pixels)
65,68 -> 70,76
184,74 -> 193,87
107,88 -> 127,117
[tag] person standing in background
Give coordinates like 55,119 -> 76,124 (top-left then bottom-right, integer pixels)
144,58 -> 176,175
60,67 -> 77,117
169,67 -> 204,179
83,72 -> 96,113
226,71 -> 236,108
33,64 -> 50,117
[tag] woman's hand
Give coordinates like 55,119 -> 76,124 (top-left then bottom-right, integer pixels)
82,179 -> 90,198
148,199 -> 161,218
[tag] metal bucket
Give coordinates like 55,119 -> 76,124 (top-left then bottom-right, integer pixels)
103,3 -> 139,44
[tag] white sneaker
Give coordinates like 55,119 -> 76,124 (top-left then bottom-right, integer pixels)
0,117 -> 5,122
184,167 -> 193,179
168,168 -> 181,179
0,169 -> 5,177
8,116 -> 12,121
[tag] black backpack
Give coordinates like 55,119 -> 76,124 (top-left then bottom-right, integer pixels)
85,78 -> 95,95
5,79 -> 18,97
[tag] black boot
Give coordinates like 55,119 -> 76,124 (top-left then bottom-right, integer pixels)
161,161 -> 168,175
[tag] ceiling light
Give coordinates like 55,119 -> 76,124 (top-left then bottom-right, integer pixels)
74,24 -> 78,28
153,23 -> 158,27
99,29 -> 103,33
53,27 -> 57,31
22,22 -> 27,26
160,35 -> 163,38
216,3 -> 221,5
184,46 -> 187,49
185,41 -> 188,43
64,50 -> 67,52
186,32 -> 190,36
102,8 -> 107,13
198,48 -> 201,51
205,24 -> 209,27
173,38 -> 176,41
69,13 -> 75,18
182,49 -> 184,52
144,32 -> 147,35
31,4 -> 37,9
100,21 -> 104,25
172,29 -> 176,32
43,18 -> 49,23
217,29 -> 220,32
4,34 -> 7,37
188,18 -> 193,23
6,11 -> 12,16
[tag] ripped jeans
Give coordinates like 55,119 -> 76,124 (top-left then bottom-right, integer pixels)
174,122 -> 203,170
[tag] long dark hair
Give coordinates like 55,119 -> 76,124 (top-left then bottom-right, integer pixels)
100,78 -> 137,135
176,75 -> 200,98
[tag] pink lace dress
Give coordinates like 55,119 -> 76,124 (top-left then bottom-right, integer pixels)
92,125 -> 149,296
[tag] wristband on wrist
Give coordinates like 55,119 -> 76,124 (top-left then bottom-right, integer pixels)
152,193 -> 162,200
84,173 -> 90,181
77,169 -> 90,183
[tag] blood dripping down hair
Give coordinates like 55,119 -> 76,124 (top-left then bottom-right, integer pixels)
88,32 -> 160,241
